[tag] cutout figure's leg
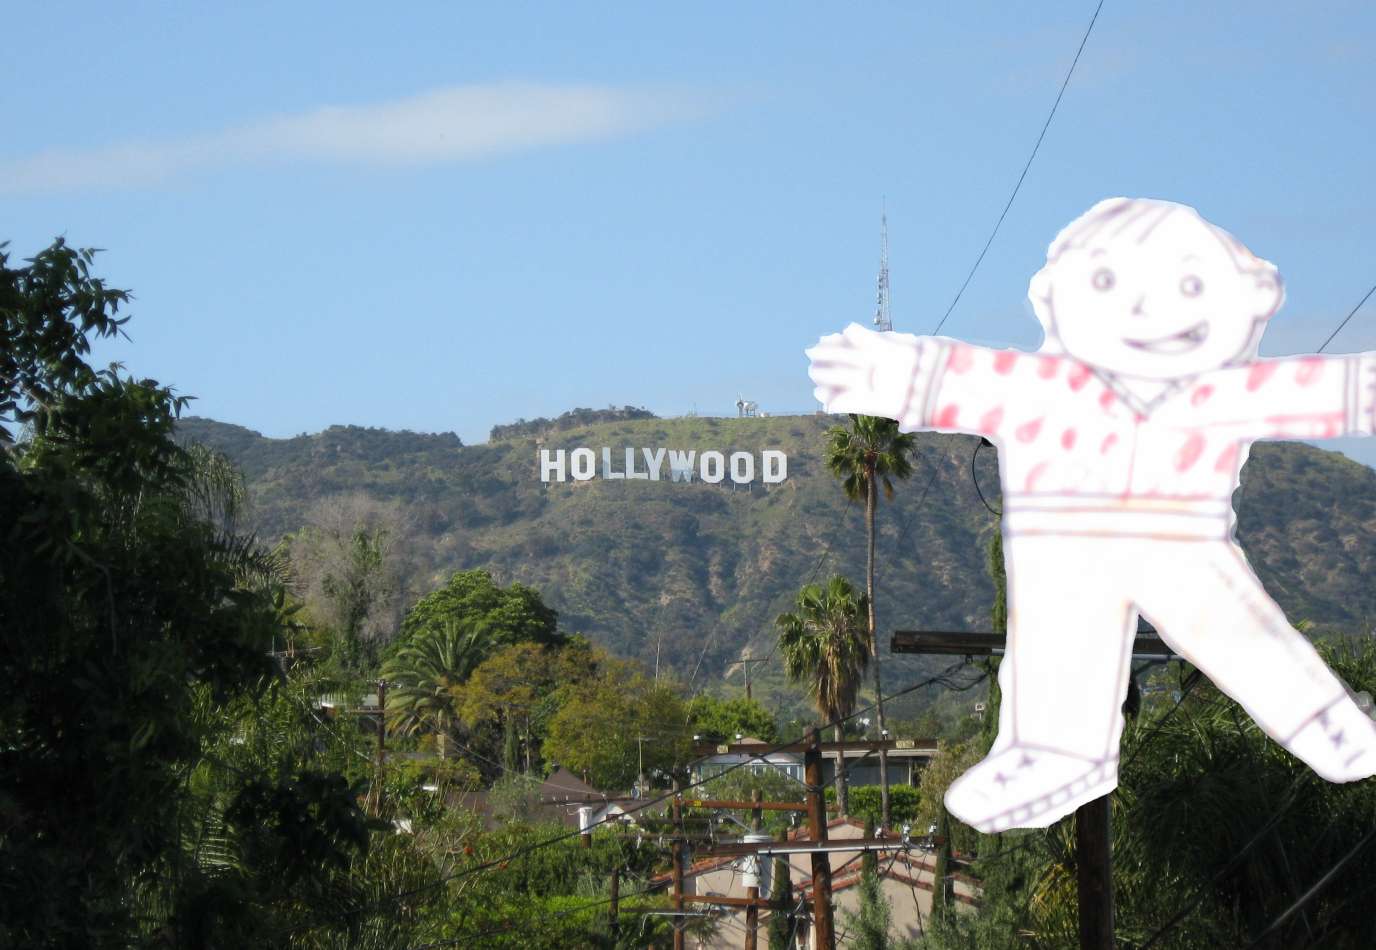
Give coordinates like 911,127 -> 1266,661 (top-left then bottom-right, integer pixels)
1137,542 -> 1376,783
946,536 -> 1136,832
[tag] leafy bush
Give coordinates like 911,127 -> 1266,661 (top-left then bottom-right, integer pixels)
825,785 -> 923,826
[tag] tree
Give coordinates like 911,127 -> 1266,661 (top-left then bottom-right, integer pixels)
398,569 -> 562,654
843,837 -> 894,950
687,694 -> 780,744
0,239 -> 369,945
776,576 -> 871,817
453,638 -> 599,778
290,492 -> 413,671
544,662 -> 694,790
824,414 -> 917,830
381,620 -> 486,759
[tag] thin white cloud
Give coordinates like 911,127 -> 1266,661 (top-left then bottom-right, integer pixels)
1,82 -> 708,194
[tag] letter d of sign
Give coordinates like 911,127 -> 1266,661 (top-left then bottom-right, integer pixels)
762,450 -> 787,484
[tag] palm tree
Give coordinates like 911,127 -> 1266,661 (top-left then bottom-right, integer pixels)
776,576 -> 871,817
824,413 -> 917,830
381,620 -> 486,759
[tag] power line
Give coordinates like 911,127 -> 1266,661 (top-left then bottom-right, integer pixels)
930,0 -> 1106,337
1316,281 -> 1376,353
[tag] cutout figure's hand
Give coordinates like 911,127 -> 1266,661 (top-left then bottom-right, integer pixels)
806,323 -> 923,420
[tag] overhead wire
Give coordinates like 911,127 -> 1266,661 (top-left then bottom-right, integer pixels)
929,0 -> 1107,337
1316,281 -> 1376,354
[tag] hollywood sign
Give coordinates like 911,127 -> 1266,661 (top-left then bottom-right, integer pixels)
539,448 -> 788,484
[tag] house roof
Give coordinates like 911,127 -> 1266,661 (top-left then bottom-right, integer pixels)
539,766 -> 604,801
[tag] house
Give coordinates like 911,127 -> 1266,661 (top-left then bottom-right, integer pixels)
688,737 -> 940,790
668,817 -> 979,949
689,736 -> 806,785
820,741 -> 940,789
538,766 -> 663,828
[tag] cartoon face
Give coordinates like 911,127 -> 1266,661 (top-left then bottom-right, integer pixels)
1030,205 -> 1283,380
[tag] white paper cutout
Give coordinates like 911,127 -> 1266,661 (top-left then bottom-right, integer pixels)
807,198 -> 1376,832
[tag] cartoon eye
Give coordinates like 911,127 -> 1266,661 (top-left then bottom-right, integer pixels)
1091,268 -> 1115,291
1180,275 -> 1204,297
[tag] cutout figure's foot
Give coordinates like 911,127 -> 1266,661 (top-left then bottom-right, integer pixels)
1283,696 -> 1376,783
944,745 -> 1119,832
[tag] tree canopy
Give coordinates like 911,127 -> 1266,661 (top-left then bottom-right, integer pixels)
0,239 -> 371,945
398,569 -> 562,655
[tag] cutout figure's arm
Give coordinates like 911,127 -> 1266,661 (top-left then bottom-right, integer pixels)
807,324 -> 1052,434
1197,354 -> 1376,440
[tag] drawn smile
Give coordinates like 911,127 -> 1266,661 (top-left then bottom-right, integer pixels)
1123,321 -> 1209,354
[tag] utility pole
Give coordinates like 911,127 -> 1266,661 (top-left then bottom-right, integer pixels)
727,657 -> 768,702
672,778 -> 686,950
770,828 -> 793,949
637,735 -> 650,795
374,678 -> 388,817
745,789 -> 763,950
804,728 -> 835,950
609,865 -> 621,942
1077,796 -> 1114,949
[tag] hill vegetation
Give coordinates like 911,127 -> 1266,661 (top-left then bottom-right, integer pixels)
488,404 -> 656,442
178,414 -> 1376,687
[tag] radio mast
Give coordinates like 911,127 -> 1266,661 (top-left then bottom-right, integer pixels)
874,207 -> 893,332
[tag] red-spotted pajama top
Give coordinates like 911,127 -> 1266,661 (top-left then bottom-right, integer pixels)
901,341 -> 1376,539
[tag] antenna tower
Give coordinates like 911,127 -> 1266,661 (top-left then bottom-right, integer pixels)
874,207 -> 893,332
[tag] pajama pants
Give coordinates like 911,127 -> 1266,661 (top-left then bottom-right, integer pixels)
991,526 -> 1352,765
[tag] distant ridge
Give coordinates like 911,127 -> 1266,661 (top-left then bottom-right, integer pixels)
178,414 -> 1376,678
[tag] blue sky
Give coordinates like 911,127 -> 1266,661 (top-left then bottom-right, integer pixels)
5,2 -> 1376,462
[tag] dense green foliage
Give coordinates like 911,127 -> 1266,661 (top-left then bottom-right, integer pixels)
843,851 -> 896,950
544,663 -> 694,790
686,693 -> 780,743
823,785 -> 923,826
0,241 -> 373,946
0,240 -> 689,948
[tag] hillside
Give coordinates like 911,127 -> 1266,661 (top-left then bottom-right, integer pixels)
179,415 -> 1376,686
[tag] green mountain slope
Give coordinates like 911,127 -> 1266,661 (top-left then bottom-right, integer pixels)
179,415 -> 1376,681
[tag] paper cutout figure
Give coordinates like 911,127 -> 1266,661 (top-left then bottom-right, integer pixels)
807,197 -> 1376,832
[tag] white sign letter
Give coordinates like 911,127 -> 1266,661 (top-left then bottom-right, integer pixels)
763,450 -> 788,484
570,448 -> 596,481
700,451 -> 725,484
601,447 -> 625,480
540,449 -> 566,483
625,447 -> 649,480
729,452 -> 755,484
644,447 -> 667,481
668,450 -> 697,482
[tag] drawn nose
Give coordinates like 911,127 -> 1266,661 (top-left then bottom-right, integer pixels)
1131,294 -> 1147,316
